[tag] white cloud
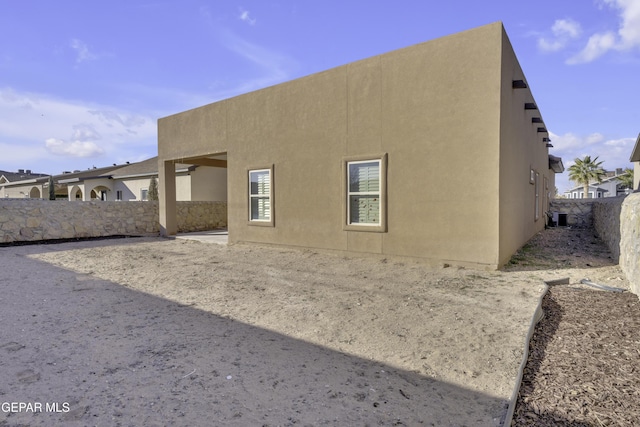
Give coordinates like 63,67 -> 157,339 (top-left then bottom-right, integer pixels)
71,123 -> 101,142
0,87 -> 156,172
568,0 -> 640,63
567,31 -> 617,64
538,19 -> 582,52
70,39 -> 98,64
198,7 -> 297,98
45,138 -> 104,157
606,0 -> 640,49
88,110 -> 147,129
216,29 -> 297,94
585,132 -> 605,144
239,8 -> 256,25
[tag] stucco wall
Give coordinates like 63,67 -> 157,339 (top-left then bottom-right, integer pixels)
159,23 -> 554,269
498,28 -> 556,266
620,193 -> 640,295
1,184 -> 45,199
0,200 -> 226,243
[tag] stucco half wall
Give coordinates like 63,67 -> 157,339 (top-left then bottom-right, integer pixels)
158,22 -> 559,269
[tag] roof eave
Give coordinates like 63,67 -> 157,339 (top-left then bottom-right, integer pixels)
630,133 -> 640,162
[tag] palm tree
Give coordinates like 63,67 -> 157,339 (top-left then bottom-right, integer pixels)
617,168 -> 634,191
568,156 -> 606,199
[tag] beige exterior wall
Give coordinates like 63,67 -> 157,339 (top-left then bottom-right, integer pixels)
187,167 -> 227,202
497,30 -> 557,266
1,183 -> 45,199
175,175 -> 191,202
113,177 -> 155,201
159,22 -> 557,269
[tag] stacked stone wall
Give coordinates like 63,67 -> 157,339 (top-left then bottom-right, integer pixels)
620,193 -> 640,296
591,197 -> 625,262
552,195 -> 640,296
0,200 -> 226,243
176,201 -> 228,232
549,199 -> 595,228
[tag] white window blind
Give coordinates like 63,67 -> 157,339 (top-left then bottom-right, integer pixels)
348,160 -> 380,224
249,169 -> 271,221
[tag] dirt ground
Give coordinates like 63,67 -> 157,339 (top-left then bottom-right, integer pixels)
0,227 -> 634,426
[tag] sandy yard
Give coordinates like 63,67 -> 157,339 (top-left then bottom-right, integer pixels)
0,228 -> 631,426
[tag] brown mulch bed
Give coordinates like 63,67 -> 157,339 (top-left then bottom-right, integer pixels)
510,228 -> 640,426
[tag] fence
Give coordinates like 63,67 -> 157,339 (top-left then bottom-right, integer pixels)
0,200 -> 227,243
620,193 -> 640,296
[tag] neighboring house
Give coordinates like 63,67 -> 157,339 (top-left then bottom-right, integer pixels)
1,158 -> 227,202
564,169 -> 633,199
56,164 -> 133,201
632,133 -> 640,191
0,169 -> 49,199
107,157 -> 227,202
0,169 -> 49,198
157,22 -> 563,269
564,185 -> 609,199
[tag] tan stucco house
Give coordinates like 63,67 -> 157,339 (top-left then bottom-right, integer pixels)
158,22 -> 563,269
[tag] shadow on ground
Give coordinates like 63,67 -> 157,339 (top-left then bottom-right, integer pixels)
1,241 -> 509,426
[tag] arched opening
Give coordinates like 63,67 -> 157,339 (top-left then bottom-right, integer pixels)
69,185 -> 83,201
29,187 -> 41,198
89,185 -> 110,201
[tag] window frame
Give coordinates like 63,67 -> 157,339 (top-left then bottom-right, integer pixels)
141,188 -> 148,201
343,154 -> 387,232
534,171 -> 540,221
247,165 -> 275,227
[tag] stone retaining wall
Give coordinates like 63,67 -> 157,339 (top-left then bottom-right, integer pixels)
550,197 -> 625,262
592,197 -> 625,262
0,200 -> 227,243
551,195 -> 640,296
549,199 -> 595,228
620,193 -> 640,296
176,201 -> 228,232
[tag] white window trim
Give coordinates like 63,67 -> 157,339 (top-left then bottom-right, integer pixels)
534,171 -> 540,221
343,154 -> 387,232
248,165 -> 275,227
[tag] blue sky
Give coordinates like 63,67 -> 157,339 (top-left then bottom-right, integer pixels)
1,1 -> 638,193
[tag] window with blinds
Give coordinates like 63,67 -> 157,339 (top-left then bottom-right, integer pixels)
249,169 -> 271,221
347,160 -> 381,224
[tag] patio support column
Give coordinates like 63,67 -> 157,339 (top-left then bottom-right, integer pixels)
159,159 -> 177,236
